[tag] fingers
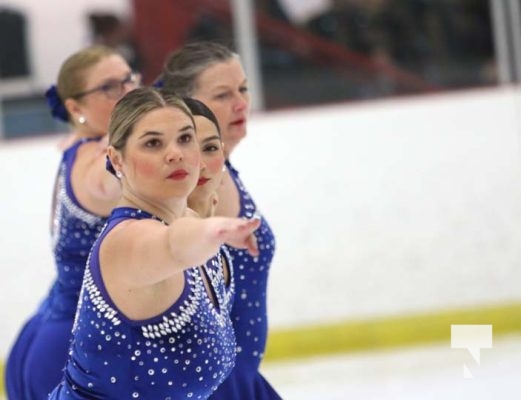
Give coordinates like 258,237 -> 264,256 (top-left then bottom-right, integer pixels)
209,193 -> 219,217
217,216 -> 261,251
245,216 -> 261,231
244,217 -> 260,256
210,191 -> 219,207
245,232 -> 259,257
217,218 -> 257,236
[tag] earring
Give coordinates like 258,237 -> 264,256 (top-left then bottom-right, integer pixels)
78,116 -> 86,124
222,165 -> 227,172
116,170 -> 123,179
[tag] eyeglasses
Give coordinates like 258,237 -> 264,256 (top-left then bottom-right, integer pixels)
72,72 -> 141,100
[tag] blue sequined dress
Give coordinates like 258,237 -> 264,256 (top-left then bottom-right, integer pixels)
5,138 -> 107,400
209,160 -> 281,399
49,207 -> 236,400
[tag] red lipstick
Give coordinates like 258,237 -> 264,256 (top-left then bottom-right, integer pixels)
231,118 -> 245,126
168,169 -> 188,180
197,177 -> 210,186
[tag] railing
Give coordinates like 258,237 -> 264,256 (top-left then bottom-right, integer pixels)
133,0 -> 439,95
192,0 -> 439,92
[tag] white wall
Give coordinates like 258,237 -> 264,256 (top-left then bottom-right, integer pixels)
2,87 -> 521,360
236,87 -> 521,326
0,0 -> 130,93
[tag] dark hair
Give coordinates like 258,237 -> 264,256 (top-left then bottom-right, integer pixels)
183,97 -> 220,137
159,41 -> 237,97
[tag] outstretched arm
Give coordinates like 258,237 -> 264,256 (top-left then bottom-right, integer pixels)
73,137 -> 121,215
102,215 -> 260,287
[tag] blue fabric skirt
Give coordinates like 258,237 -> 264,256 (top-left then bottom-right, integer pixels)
209,368 -> 282,400
5,313 -> 73,400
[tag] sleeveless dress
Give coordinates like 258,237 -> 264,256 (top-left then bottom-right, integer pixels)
49,207 -> 236,400
209,160 -> 282,399
5,138 -> 107,400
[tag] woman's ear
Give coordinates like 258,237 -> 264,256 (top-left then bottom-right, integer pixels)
64,98 -> 82,124
107,146 -> 123,172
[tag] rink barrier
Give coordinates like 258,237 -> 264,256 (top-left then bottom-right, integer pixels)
1,301 -> 520,396
263,301 -> 521,362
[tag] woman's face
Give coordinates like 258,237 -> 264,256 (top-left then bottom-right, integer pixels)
192,58 -> 250,157
117,107 -> 200,203
189,115 -> 225,204
72,54 -> 137,135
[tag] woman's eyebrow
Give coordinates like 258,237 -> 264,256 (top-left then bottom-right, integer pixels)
180,124 -> 195,133
138,130 -> 162,139
200,135 -> 220,143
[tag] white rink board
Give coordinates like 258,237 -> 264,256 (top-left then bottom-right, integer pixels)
2,87 -> 521,360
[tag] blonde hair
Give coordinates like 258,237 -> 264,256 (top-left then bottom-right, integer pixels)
108,87 -> 194,151
56,45 -> 118,101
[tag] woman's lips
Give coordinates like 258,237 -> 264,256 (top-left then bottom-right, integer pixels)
197,177 -> 210,186
231,117 -> 246,126
168,169 -> 188,180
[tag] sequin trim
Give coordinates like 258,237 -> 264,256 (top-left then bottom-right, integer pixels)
80,263 -> 233,340
52,163 -> 104,248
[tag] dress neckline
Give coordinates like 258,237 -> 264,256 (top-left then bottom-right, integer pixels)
110,206 -> 168,225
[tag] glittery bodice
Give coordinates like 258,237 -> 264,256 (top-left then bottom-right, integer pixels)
42,138 -> 107,320
224,160 -> 276,370
50,207 -> 236,400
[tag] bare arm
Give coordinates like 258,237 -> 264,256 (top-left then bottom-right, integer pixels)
72,138 -> 121,215
101,215 -> 260,287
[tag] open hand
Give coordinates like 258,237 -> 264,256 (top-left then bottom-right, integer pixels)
216,217 -> 261,256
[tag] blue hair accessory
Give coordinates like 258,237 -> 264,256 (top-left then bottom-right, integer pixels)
45,85 -> 69,122
105,155 -> 117,177
153,78 -> 164,88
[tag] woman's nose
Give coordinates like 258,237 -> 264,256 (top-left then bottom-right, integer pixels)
166,145 -> 183,163
233,93 -> 248,112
